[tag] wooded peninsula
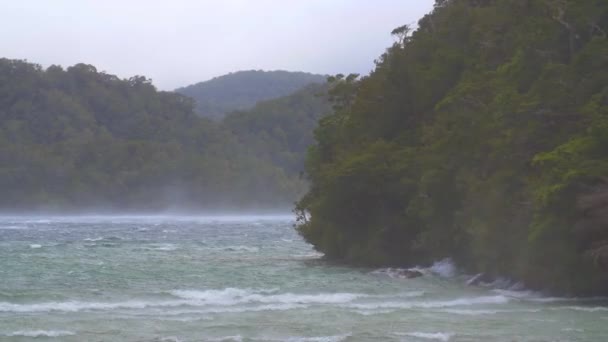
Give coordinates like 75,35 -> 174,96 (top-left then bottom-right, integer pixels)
296,0 -> 608,295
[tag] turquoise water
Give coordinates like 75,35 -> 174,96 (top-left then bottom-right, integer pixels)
0,215 -> 607,341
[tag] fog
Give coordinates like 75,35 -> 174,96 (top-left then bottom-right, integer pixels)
0,213 -> 295,223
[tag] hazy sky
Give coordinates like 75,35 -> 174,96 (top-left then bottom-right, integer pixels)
3,1 -> 434,90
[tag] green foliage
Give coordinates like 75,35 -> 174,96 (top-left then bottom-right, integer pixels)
296,0 -> 608,295
222,83 -> 331,175
175,70 -> 326,120
0,59 -> 330,211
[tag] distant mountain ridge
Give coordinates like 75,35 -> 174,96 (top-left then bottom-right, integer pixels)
175,70 -> 326,119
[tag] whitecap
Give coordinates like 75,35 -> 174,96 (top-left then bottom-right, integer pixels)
206,335 -> 243,342
479,277 -> 519,289
352,309 -> 397,316
148,243 -> 178,251
156,316 -> 212,322
428,258 -> 456,278
170,288 -> 363,306
397,332 -> 453,341
0,225 -> 27,230
159,337 -> 183,342
555,306 -> 608,312
439,308 -> 541,316
4,330 -> 75,337
223,246 -> 259,253
372,259 -> 457,279
371,268 -> 427,279
292,251 -> 324,259
344,295 -> 509,310
29,244 -> 42,249
492,289 -> 605,303
0,287 -> 365,314
394,291 -> 426,298
160,303 -> 308,315
0,299 -> 187,313
28,219 -> 52,224
84,237 -> 104,242
439,308 -> 502,316
285,335 -> 350,342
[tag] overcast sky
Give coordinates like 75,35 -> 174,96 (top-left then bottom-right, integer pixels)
2,1 -> 434,90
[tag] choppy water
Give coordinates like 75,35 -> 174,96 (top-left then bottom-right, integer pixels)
0,215 -> 607,342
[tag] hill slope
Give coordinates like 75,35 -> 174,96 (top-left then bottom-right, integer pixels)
0,60 -> 330,211
222,83 -> 331,176
296,0 -> 608,295
175,70 -> 326,120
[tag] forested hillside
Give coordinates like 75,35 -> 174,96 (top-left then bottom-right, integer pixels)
223,83 -> 331,176
0,60 -> 329,211
175,70 -> 326,120
296,0 -> 608,295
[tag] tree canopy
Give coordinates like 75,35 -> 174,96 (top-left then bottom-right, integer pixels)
0,59 -> 330,211
175,70 -> 326,120
296,0 -> 608,295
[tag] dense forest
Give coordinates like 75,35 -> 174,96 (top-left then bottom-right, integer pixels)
296,0 -> 608,295
175,70 -> 326,120
0,60 -> 329,211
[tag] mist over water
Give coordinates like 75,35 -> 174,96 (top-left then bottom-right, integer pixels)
1,215 -> 607,341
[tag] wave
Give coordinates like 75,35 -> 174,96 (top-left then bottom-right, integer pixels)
201,246 -> 260,253
0,299 -> 311,314
206,336 -> 243,342
554,306 -> 608,312
371,268 -> 424,279
291,251 -> 324,259
428,259 -> 457,278
158,337 -> 184,342
372,258 -> 457,279
491,288 -> 608,304
0,299 -> 187,313
223,246 -> 259,253
284,335 -> 350,342
3,330 -> 75,337
344,295 -> 509,310
139,243 -> 178,251
0,288 -> 364,314
238,335 -> 350,342
352,308 -> 397,316
398,332 -> 453,341
439,308 -> 541,316
83,237 -> 104,242
170,288 -> 363,306
0,225 -> 27,230
151,303 -> 308,316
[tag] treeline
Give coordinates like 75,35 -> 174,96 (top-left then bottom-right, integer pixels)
0,59 -> 329,211
296,0 -> 608,295
175,70 -> 326,120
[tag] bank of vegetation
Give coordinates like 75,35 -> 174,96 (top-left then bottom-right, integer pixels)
296,0 -> 608,295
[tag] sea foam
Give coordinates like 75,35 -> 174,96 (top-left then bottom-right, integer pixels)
345,295 -> 510,310
0,288 -> 364,313
170,288 -> 363,305
3,330 -> 75,337
398,332 -> 453,341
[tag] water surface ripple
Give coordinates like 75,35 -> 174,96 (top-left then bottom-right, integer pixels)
0,215 -> 607,341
